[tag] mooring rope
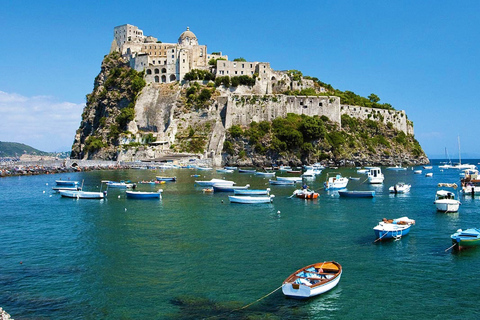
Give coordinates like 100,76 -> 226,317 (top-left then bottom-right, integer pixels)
204,285 -> 283,319
374,231 -> 389,243
445,243 -> 457,252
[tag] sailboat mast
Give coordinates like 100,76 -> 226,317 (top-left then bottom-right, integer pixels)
458,136 -> 461,165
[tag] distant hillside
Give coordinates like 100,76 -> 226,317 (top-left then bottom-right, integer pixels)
0,141 -> 49,157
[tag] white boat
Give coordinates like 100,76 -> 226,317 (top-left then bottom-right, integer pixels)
356,169 -> 368,174
282,261 -> 342,299
302,169 -> 321,178
276,176 -> 303,183
389,182 -> 411,194
434,183 -> 461,212
387,165 -> 407,171
195,178 -> 235,187
269,179 -> 295,185
59,190 -> 105,199
278,165 -> 292,171
106,181 -> 136,188
373,217 -> 415,240
196,166 -> 212,171
212,184 -> 250,192
255,171 -> 276,177
55,180 -> 79,186
453,136 -> 476,170
324,173 -> 348,190
216,168 -> 234,173
423,166 -> 433,169
413,170 -> 422,174
425,172 -> 433,177
367,167 -> 384,184
228,195 -> 275,204
460,169 -> 480,195
52,186 -> 82,192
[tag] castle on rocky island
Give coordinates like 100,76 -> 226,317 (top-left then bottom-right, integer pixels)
109,24 -> 413,137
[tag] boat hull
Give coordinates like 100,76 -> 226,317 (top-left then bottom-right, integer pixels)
234,189 -> 270,195
435,200 -> 460,212
212,184 -> 249,192
228,195 -> 274,204
59,191 -> 104,199
374,225 -> 411,240
156,176 -> 176,181
338,191 -> 375,198
451,228 -> 480,249
55,180 -> 79,186
126,191 -> 161,199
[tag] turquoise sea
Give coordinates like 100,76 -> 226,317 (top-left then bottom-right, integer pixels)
1,160 -> 480,319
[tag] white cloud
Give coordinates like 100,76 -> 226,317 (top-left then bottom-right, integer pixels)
0,91 -> 84,152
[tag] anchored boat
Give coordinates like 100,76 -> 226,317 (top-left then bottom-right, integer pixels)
282,261 -> 342,299
451,228 -> 480,250
373,217 -> 415,240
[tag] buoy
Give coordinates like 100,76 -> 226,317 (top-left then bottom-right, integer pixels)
43,190 -> 45,193
125,208 -> 127,211
221,200 -> 224,203
45,183 -> 48,186
118,195 -> 121,199
277,210 -> 281,217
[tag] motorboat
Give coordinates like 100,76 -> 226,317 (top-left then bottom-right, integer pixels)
216,168 -> 234,173
106,181 -> 136,188
156,176 -> 176,181
238,169 -> 257,174
255,171 -> 276,178
276,176 -> 302,183
414,170 -> 422,174
460,169 -> 480,195
373,217 -> 415,240
389,183 -> 411,194
228,195 -> 275,204
55,180 -> 79,186
282,261 -> 342,299
269,179 -> 295,185
451,228 -> 480,250
434,183 -> 461,212
367,167 -> 384,184
324,173 -> 348,190
425,172 -> 433,177
387,165 -> 407,171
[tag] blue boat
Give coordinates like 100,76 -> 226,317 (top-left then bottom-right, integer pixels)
126,190 -> 162,199
451,228 -> 480,250
156,176 -> 176,182
234,188 -> 270,195
239,169 -> 257,174
55,180 -> 79,186
269,179 -> 295,185
338,190 -> 375,198
373,217 -> 415,240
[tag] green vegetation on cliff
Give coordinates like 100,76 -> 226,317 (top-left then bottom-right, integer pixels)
223,113 -> 425,165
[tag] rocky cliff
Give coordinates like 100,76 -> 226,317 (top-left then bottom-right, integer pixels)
71,53 -> 429,166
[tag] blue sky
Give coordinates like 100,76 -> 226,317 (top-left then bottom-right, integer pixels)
0,1 -> 479,158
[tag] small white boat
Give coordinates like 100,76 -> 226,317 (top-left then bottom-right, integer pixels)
52,186 -> 82,192
195,178 -> 235,187
302,169 -> 321,178
389,183 -> 411,194
255,171 -> 276,177
212,184 -> 250,192
282,261 -> 342,299
414,170 -> 422,174
356,169 -> 368,174
59,190 -> 105,199
367,167 -> 384,184
425,172 -> 433,177
216,168 -> 234,173
196,166 -> 212,171
269,179 -> 295,185
423,166 -> 433,169
126,190 -> 162,199
434,183 -> 461,212
228,195 -> 275,204
387,165 -> 407,171
324,173 -> 348,190
106,181 -> 136,188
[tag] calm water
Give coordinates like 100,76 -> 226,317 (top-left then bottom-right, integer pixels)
1,161 -> 480,319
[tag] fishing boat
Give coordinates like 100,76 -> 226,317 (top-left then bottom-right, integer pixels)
216,168 -> 234,173
338,190 -> 375,198
212,184 -> 250,192
282,261 -> 342,299
269,179 -> 295,186
255,171 -> 276,177
434,183 -> 461,212
126,190 -> 162,199
55,180 -> 79,186
451,228 -> 480,250
106,181 -> 136,188
367,167 -> 384,184
324,173 -> 348,190
59,190 -> 106,199
234,188 -> 270,195
389,182 -> 411,194
195,178 -> 235,187
373,217 -> 415,240
228,195 -> 275,204
156,176 -> 176,182
292,189 -> 319,199
276,176 -> 302,183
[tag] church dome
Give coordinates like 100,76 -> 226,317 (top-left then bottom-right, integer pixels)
178,27 -> 198,45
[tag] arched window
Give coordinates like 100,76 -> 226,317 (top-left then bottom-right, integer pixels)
146,69 -> 152,75
271,76 -> 276,81
154,69 -> 159,74
161,75 -> 166,83
154,76 -> 159,83
161,68 -> 167,74
169,74 -> 176,81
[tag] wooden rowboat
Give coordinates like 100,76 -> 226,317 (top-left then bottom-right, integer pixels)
282,261 -> 342,299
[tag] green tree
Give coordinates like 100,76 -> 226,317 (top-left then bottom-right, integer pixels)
368,93 -> 380,103
233,57 -> 247,61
